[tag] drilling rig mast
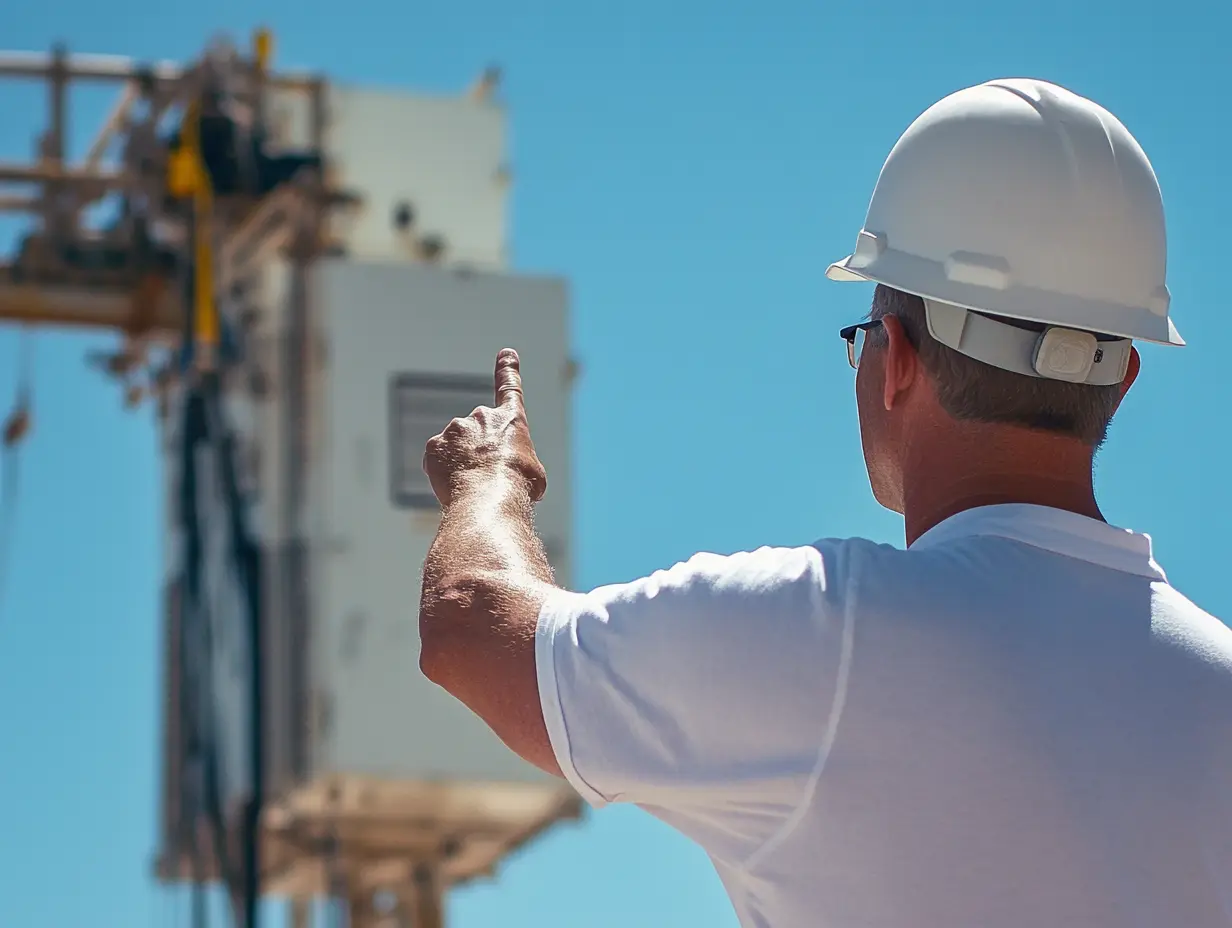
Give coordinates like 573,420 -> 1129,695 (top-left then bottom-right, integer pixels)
0,32 -> 581,928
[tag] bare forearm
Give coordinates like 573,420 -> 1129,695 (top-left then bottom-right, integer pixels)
417,467 -> 562,774
416,350 -> 563,776
424,468 -> 554,594
419,467 -> 556,681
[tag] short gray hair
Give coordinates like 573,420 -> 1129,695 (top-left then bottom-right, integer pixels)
869,285 -> 1122,446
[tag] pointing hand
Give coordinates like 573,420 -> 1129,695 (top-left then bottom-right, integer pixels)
422,349 -> 548,507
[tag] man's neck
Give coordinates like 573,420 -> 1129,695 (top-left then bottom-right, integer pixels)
900,425 -> 1102,547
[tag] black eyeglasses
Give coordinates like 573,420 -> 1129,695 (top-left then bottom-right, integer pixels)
839,319 -> 883,370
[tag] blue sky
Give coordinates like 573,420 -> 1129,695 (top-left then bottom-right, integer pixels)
0,1 -> 1228,925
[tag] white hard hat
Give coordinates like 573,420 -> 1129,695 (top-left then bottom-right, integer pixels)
827,78 -> 1183,386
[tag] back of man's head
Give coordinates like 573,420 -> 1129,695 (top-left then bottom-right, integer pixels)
868,285 -> 1123,447
827,78 -> 1182,443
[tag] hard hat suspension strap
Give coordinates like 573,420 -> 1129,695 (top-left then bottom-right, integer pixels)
923,299 -> 1132,386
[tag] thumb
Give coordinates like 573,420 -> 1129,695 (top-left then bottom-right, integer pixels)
494,348 -> 525,413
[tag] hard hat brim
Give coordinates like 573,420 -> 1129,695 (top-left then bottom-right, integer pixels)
825,250 -> 1185,347
825,256 -> 869,283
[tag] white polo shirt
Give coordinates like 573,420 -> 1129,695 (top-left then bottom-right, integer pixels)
536,504 -> 1232,928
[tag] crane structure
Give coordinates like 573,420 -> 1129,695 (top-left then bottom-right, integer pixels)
0,32 -> 582,928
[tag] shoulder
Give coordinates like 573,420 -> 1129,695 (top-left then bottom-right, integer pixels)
635,544 -> 831,599
533,537 -> 901,820
565,540 -> 877,626
617,538 -> 894,594
540,538 -> 899,665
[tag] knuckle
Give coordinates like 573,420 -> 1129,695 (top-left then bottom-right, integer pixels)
522,455 -> 548,500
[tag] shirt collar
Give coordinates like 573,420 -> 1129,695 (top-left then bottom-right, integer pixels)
909,503 -> 1167,582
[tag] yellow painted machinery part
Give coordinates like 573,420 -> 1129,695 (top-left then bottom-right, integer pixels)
163,99 -> 218,352
254,28 -> 274,71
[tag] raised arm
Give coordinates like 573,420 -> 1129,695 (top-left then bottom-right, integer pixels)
418,348 -> 562,775
419,350 -> 838,865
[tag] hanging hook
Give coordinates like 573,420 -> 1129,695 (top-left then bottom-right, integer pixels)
3,329 -> 34,448
1,407 -> 29,449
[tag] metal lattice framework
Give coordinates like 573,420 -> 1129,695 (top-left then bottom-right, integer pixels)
0,38 -> 347,385
0,34 -> 346,928
0,37 -> 582,928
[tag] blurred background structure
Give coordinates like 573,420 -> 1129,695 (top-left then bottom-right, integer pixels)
0,3 -> 1228,927
0,30 -> 583,928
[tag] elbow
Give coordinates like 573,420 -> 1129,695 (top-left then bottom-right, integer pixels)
418,574 -> 479,688
418,626 -> 448,688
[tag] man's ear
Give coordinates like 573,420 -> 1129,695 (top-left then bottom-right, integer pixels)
1103,343 -> 1141,418
1120,345 -> 1141,399
880,314 -> 920,411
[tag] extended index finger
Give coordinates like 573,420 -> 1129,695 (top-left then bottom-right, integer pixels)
494,348 -> 525,412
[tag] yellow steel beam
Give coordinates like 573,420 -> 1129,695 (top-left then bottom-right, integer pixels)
167,98 -> 219,355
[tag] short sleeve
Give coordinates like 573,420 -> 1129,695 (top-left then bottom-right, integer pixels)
535,544 -> 847,858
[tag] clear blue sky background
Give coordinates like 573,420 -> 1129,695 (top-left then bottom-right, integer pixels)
0,1 -> 1228,925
